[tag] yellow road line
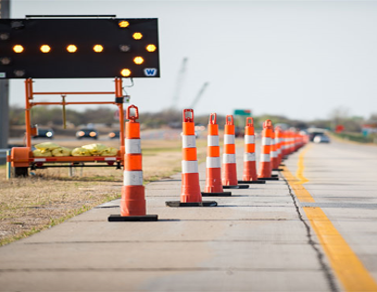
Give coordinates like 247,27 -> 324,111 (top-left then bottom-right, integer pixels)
295,146 -> 310,184
282,166 -> 314,202
282,148 -> 377,292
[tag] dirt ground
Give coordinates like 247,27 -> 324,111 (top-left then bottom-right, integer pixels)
0,139 -> 208,246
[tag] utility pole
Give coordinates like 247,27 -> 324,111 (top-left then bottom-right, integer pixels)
0,0 -> 10,164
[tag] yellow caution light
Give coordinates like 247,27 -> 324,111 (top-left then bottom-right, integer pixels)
13,45 -> 24,53
40,45 -> 51,53
146,44 -> 157,52
118,20 -> 129,28
89,131 -> 97,137
93,44 -> 104,53
132,32 -> 143,40
66,44 -> 77,53
133,56 -> 144,65
120,68 -> 131,77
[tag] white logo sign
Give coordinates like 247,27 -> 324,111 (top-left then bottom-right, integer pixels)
144,68 -> 157,77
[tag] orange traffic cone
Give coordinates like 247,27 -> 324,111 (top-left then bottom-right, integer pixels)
166,109 -> 217,207
258,120 -> 278,181
288,130 -> 295,155
202,113 -> 232,196
222,115 -> 248,189
238,117 -> 265,185
109,105 -> 158,221
275,126 -> 284,167
271,128 -> 280,170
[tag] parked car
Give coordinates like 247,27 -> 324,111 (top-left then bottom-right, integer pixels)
313,134 -> 330,143
108,130 -> 120,139
76,128 -> 98,139
32,128 -> 54,139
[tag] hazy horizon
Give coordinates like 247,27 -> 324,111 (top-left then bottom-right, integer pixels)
8,0 -> 377,121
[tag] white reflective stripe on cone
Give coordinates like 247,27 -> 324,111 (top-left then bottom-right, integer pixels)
124,170 -> 143,186
206,156 -> 221,168
277,149 -> 281,155
182,160 -> 198,174
260,153 -> 270,162
224,134 -> 235,145
244,135 -> 255,144
125,139 -> 141,154
207,135 -> 219,146
244,152 -> 256,162
223,153 -> 236,164
271,151 -> 278,158
182,135 -> 196,148
262,137 -> 271,146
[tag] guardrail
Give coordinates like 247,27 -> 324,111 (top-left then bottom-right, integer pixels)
0,149 -> 11,179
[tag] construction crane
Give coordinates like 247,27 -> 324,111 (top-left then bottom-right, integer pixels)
190,82 -> 209,110
171,57 -> 188,109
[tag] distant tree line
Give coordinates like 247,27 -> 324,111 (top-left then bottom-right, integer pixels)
9,105 -> 376,133
10,106 -> 116,127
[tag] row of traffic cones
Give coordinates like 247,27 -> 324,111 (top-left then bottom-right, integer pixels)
109,106 -> 307,221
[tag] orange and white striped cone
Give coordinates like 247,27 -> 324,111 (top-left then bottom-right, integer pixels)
258,120 -> 279,181
202,113 -> 232,196
289,130 -> 295,155
222,115 -> 249,189
109,105 -> 158,222
238,117 -> 265,185
281,130 -> 288,159
271,128 -> 280,171
275,126 -> 284,167
166,109 -> 217,207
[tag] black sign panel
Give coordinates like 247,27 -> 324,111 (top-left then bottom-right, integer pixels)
0,18 -> 160,78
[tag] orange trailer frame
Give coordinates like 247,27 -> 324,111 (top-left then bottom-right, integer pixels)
8,78 -> 126,176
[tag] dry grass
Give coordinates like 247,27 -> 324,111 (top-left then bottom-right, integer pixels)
0,138 -> 208,246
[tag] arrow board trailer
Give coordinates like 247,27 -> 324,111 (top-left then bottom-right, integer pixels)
0,17 -> 160,78
3,16 -> 160,176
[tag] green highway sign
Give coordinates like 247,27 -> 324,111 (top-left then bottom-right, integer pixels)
234,109 -> 251,116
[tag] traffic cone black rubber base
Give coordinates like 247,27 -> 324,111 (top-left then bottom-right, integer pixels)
273,168 -> 284,172
165,201 -> 218,207
222,185 -> 249,189
201,192 -> 232,197
238,180 -> 266,184
108,214 -> 158,222
258,177 -> 279,181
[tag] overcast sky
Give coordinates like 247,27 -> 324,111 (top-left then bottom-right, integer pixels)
9,0 -> 377,121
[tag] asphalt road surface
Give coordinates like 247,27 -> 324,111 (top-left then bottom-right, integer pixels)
0,138 -> 376,291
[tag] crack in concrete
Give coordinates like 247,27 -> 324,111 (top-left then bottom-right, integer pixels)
281,174 -> 340,292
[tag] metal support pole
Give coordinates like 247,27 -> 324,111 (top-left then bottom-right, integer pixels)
25,79 -> 33,148
115,78 -> 125,148
0,0 -> 10,165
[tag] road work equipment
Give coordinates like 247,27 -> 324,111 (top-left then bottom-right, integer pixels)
109,105 -> 158,221
9,78 -> 126,177
202,113 -> 232,196
238,117 -> 265,185
258,120 -> 278,181
166,109 -> 217,207
270,128 -> 279,171
275,126 -> 283,167
222,115 -> 248,189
